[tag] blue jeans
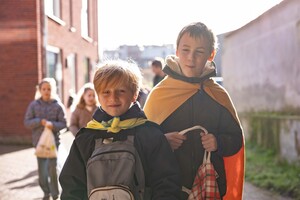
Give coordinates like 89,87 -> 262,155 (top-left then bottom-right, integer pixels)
37,157 -> 59,197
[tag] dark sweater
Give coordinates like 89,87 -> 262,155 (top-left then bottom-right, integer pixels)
153,75 -> 165,86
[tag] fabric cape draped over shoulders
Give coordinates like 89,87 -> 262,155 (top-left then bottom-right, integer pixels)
144,75 -> 245,200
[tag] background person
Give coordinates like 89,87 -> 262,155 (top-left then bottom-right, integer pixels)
69,83 -> 98,136
24,78 -> 67,200
151,58 -> 166,87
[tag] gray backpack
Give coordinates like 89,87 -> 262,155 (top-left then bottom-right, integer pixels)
86,135 -> 145,200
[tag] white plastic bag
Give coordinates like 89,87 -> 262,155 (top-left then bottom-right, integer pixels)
35,127 -> 57,158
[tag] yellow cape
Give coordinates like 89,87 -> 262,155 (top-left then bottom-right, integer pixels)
144,76 -> 245,200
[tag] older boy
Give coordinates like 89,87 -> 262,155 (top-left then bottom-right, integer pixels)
59,60 -> 181,200
144,22 -> 245,200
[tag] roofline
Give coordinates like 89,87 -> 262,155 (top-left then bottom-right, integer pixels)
225,0 -> 289,38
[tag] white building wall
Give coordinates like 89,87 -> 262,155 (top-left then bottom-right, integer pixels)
222,0 -> 300,113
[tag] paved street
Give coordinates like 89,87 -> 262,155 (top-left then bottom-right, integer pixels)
0,131 -> 294,200
0,131 -> 74,200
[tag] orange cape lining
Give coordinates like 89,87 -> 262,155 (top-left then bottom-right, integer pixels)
144,76 -> 245,200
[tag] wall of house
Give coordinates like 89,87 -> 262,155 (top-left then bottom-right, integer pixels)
0,0 -> 99,144
222,0 -> 300,113
46,0 -> 99,106
0,0 -> 43,144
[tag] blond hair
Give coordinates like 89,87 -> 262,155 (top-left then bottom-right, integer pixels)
94,60 -> 142,96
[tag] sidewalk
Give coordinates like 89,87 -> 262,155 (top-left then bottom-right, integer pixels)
0,132 -> 74,200
0,131 -> 294,200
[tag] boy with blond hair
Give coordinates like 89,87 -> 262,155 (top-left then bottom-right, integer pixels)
59,60 -> 180,200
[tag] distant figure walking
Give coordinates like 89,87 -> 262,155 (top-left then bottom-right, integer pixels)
69,83 -> 98,136
151,58 -> 166,87
24,78 -> 67,200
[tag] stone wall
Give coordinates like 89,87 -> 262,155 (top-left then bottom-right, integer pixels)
241,114 -> 300,164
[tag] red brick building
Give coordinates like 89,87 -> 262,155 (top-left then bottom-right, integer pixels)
0,0 -> 99,144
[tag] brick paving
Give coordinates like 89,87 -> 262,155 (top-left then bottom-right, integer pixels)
0,131 -> 294,200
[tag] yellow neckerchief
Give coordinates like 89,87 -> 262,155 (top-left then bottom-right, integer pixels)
143,56 -> 245,200
86,117 -> 148,133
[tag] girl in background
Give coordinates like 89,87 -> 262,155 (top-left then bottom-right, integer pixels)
24,78 -> 67,200
69,83 -> 98,136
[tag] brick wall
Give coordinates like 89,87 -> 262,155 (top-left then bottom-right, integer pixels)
0,0 -> 99,144
46,0 -> 99,124
0,0 -> 42,144
46,0 -> 98,105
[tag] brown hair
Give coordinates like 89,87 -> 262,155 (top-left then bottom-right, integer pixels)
76,83 -> 96,109
176,22 -> 218,54
151,59 -> 163,69
93,60 -> 142,96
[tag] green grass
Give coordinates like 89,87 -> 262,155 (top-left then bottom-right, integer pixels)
245,142 -> 300,199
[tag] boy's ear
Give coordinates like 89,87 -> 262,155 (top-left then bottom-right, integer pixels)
208,50 -> 216,61
175,49 -> 179,57
132,92 -> 138,102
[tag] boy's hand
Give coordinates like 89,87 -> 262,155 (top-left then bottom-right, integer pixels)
200,132 -> 217,152
165,132 -> 187,150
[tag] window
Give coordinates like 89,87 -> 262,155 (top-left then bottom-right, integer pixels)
68,0 -> 76,32
45,0 -> 61,18
66,54 -> 77,93
46,46 -> 63,99
81,0 -> 89,37
83,57 -> 90,83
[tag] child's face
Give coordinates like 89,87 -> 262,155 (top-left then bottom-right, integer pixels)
176,33 -> 213,77
83,89 -> 96,106
40,82 -> 51,101
97,84 -> 136,117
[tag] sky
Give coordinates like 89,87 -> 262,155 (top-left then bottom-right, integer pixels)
98,0 -> 283,51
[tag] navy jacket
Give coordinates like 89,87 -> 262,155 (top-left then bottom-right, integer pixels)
59,104 -> 181,200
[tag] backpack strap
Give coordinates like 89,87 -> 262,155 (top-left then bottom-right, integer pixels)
94,138 -> 102,148
94,138 -> 111,148
125,135 -> 134,145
